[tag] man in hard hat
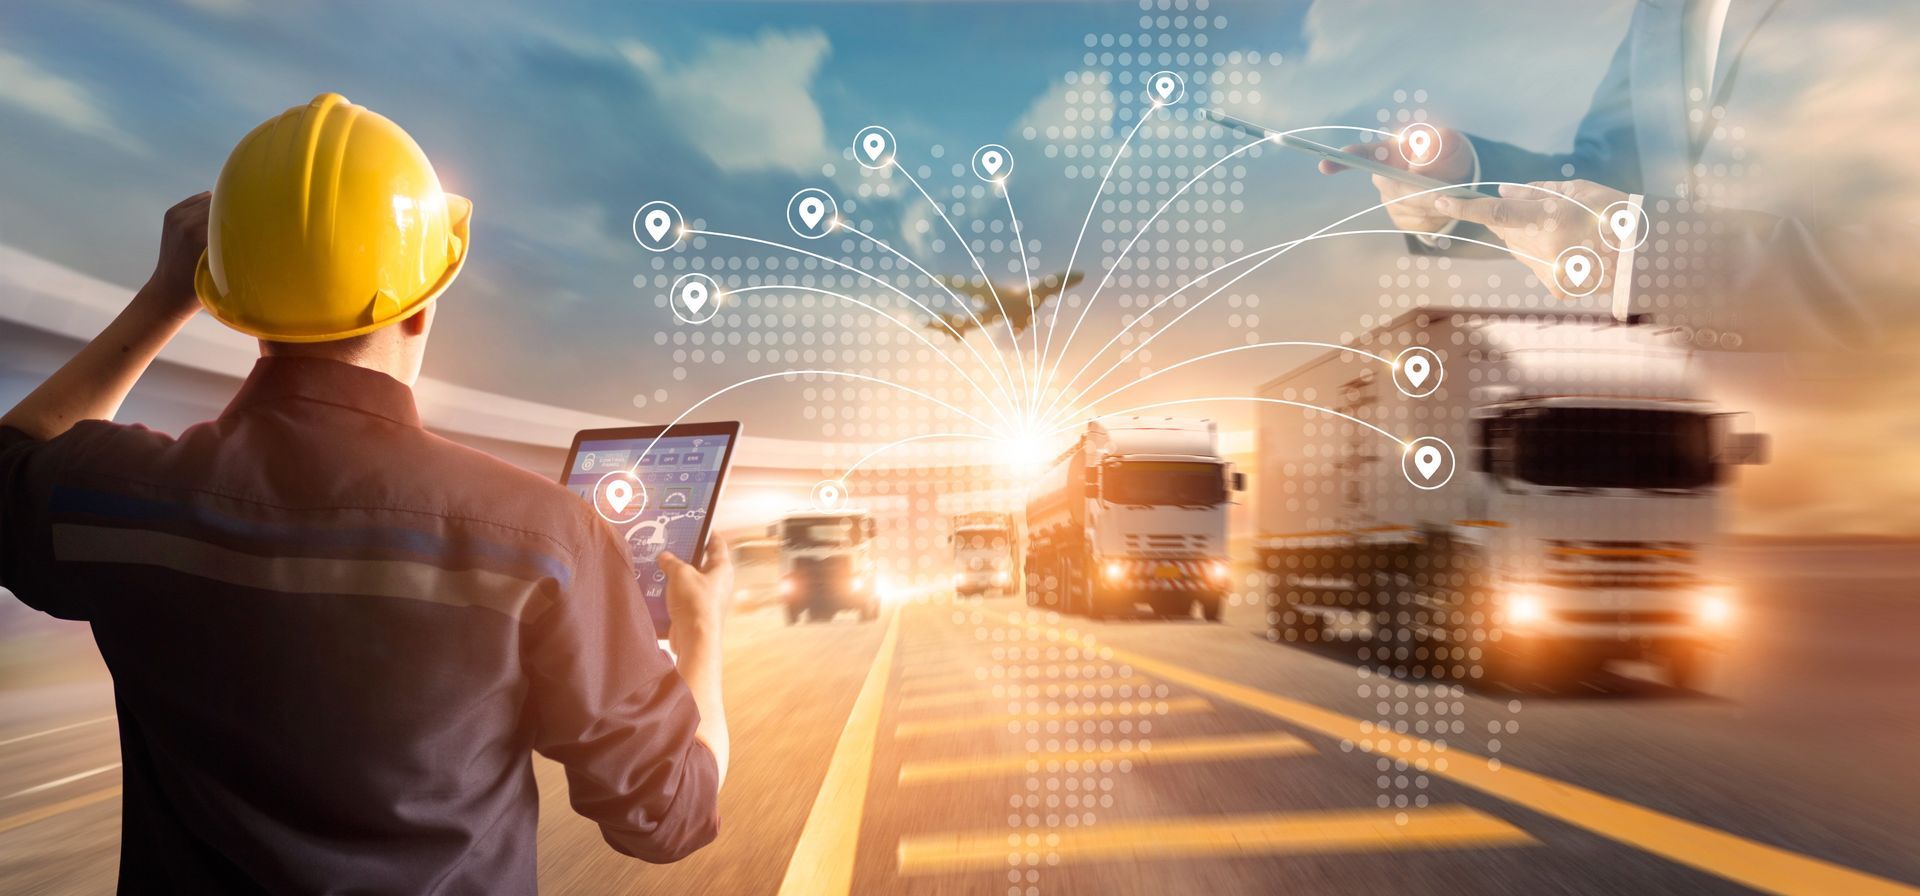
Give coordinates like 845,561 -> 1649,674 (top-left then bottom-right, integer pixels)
0,94 -> 729,893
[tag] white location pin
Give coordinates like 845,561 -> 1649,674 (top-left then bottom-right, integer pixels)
1610,209 -> 1637,243
1408,130 -> 1432,161
1564,255 -> 1591,286
1155,76 -> 1174,99
1414,446 -> 1442,479
853,125 -> 895,170
633,201 -> 684,252
813,479 -> 846,510
1405,356 -> 1429,387
669,273 -> 721,324
982,151 -> 1002,175
606,480 -> 634,513
788,189 -> 839,239
681,281 -> 708,314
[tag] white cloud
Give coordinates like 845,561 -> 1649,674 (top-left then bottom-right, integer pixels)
1221,0 -> 1633,151
619,29 -> 833,175
0,47 -> 143,153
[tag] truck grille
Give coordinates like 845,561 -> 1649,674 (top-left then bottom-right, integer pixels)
793,555 -> 851,582
1555,610 -> 1691,625
1109,558 -> 1215,591
1538,540 -> 1699,590
1124,533 -> 1207,555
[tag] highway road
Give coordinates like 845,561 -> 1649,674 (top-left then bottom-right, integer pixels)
3,539 -> 1918,895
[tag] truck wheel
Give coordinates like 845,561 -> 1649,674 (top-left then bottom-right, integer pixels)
860,601 -> 878,622
785,604 -> 802,625
1201,596 -> 1222,622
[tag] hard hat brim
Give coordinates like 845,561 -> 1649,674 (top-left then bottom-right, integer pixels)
194,193 -> 472,343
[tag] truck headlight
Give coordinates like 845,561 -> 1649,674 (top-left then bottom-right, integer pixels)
851,576 -> 866,591
1208,560 -> 1230,583
779,577 -> 795,596
952,573 -> 965,588
994,570 -> 1011,586
1505,593 -> 1546,628
1103,561 -> 1125,583
1696,592 -> 1735,628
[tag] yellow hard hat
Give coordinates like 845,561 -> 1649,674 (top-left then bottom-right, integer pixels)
195,93 -> 471,342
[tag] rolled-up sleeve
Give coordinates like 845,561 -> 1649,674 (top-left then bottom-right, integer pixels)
521,518 -> 720,863
0,425 -> 85,620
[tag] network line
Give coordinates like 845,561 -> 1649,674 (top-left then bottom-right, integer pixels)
894,162 -> 1032,415
1034,124 -> 1398,407
627,369 -> 1004,474
726,284 -> 1015,430
1046,340 -> 1393,429
1041,180 -> 1595,422
1040,395 -> 1410,448
833,222 -> 1023,413
686,228 -> 1021,423
1035,100 -> 1160,394
836,432 -> 1000,483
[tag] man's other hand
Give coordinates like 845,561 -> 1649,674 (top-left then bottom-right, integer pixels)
1436,179 -> 1628,299
659,539 -> 733,651
1319,126 -> 1473,233
139,192 -> 211,321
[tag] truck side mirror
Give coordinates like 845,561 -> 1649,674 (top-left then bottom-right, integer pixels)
1231,472 -> 1247,492
1721,431 -> 1769,465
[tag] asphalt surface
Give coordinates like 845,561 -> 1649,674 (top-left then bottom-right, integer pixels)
2,541 -> 1917,895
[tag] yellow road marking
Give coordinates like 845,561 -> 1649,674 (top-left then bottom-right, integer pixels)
896,806 -> 1533,874
774,610 -> 901,896
898,731 -> 1314,786
899,669 -> 1146,695
897,681 -> 1164,713
894,696 -> 1210,739
0,786 -> 121,837
991,608 -> 1920,896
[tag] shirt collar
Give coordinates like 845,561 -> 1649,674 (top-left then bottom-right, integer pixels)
223,356 -> 422,428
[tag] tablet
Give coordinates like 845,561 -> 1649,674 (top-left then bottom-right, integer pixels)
560,421 -> 741,638
1202,110 -> 1485,201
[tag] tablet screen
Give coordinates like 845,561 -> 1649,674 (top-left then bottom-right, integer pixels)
562,426 -> 737,637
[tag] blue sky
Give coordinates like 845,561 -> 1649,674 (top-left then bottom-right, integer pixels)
0,0 -> 1640,434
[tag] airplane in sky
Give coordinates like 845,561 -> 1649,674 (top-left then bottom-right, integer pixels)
924,270 -> 1083,339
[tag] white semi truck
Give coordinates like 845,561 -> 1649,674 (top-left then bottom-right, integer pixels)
773,509 -> 880,624
1255,308 -> 1766,687
949,511 -> 1020,598
1026,417 -> 1244,620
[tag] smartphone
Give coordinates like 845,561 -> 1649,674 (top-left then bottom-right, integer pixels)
1202,109 -> 1485,201
561,421 -> 741,639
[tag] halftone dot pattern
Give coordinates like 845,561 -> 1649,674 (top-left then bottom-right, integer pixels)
621,4 -> 1757,887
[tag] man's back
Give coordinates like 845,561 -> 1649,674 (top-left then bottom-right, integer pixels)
0,357 -> 719,894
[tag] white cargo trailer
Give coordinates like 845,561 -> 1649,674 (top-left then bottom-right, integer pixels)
1255,308 -> 1766,687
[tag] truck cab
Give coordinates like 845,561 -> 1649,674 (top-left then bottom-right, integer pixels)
1027,417 -> 1243,621
950,512 -> 1019,598
775,510 -> 880,624
1255,310 -> 1767,688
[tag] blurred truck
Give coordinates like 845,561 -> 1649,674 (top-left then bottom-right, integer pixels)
730,537 -> 783,610
949,511 -> 1020,598
773,509 -> 880,624
1255,308 -> 1766,687
1026,417 -> 1244,620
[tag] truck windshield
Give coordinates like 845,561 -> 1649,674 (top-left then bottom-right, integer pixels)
734,542 -> 780,566
956,531 -> 1008,550
1103,461 -> 1226,507
1510,407 -> 1716,490
783,518 -> 860,548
